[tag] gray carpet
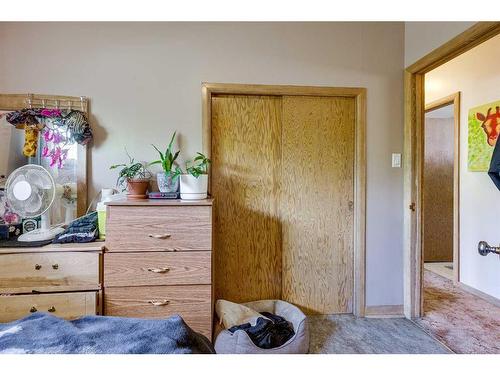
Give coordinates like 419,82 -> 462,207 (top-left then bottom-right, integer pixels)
308,315 -> 451,354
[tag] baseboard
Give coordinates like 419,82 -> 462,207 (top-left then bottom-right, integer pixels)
457,282 -> 500,308
365,304 -> 404,318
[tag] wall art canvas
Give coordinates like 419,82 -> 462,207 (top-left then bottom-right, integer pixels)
468,100 -> 500,171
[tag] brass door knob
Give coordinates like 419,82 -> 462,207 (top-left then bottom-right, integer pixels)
48,306 -> 56,313
30,306 -> 37,313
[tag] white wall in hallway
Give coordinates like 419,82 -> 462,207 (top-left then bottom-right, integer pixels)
426,34 -> 500,299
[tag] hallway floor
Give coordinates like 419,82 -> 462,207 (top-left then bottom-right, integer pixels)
413,270 -> 500,354
424,262 -> 454,280
309,314 -> 449,354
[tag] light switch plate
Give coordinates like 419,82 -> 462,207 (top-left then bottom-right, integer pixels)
392,153 -> 401,168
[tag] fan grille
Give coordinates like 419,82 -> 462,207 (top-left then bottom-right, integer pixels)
5,164 -> 56,218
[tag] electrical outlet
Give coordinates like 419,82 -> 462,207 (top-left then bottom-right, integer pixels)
392,153 -> 401,168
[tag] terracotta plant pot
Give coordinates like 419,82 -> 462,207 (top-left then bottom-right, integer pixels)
126,178 -> 149,199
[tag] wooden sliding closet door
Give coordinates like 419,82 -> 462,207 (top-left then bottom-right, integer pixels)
211,95 -> 283,302
281,96 -> 355,314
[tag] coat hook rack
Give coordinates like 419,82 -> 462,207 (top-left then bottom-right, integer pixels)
26,94 -> 33,109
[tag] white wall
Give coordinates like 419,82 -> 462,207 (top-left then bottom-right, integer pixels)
405,22 -> 475,67
426,34 -> 500,299
0,22 -> 405,307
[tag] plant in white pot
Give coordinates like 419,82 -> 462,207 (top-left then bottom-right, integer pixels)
149,131 -> 182,194
180,152 -> 211,200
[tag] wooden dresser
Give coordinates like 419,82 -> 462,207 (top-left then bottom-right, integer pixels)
103,199 -> 213,338
0,242 -> 104,322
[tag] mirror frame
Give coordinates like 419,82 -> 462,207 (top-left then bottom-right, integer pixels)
0,93 -> 89,217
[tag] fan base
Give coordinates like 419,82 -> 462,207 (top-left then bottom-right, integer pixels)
17,227 -> 65,242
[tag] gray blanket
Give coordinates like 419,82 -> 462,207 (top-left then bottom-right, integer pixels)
0,313 -> 215,354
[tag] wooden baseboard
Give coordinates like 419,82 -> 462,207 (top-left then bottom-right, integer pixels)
365,304 -> 404,318
457,282 -> 500,308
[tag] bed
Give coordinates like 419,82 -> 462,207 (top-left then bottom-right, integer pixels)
0,313 -> 215,354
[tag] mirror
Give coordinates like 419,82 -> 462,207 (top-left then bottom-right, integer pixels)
0,94 -> 89,230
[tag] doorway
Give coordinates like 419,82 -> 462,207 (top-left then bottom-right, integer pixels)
423,93 -> 460,282
403,22 -> 500,318
202,83 -> 366,316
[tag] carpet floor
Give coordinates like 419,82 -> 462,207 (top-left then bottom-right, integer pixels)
309,314 -> 450,354
413,270 -> 500,354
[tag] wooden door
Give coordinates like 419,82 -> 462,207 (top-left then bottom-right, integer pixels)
211,95 -> 283,302
423,113 -> 454,262
281,96 -> 355,314
210,93 -> 356,313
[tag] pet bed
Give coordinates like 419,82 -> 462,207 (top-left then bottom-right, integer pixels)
214,299 -> 309,354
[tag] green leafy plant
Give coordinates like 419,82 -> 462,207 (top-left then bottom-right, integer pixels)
110,149 -> 150,190
186,152 -> 211,178
149,131 -> 182,181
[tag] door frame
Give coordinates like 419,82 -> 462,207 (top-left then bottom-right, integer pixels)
403,22 -> 500,318
424,92 -> 460,281
202,83 -> 367,316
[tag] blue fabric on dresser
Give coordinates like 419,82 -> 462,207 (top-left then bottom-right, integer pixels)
0,313 -> 214,354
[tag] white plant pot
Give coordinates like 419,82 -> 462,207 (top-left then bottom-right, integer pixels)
180,174 -> 208,200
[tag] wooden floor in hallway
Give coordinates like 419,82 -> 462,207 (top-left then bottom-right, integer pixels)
413,270 -> 500,354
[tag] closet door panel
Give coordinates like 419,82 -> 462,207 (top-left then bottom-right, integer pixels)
281,96 -> 355,314
211,95 -> 282,302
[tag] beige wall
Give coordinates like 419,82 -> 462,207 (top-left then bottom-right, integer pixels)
0,22 -> 405,306
405,22 -> 475,67
426,34 -> 500,299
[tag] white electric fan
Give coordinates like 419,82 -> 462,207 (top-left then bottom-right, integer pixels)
5,164 -> 65,242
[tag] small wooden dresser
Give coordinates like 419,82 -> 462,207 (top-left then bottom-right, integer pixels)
104,199 -> 213,338
0,243 -> 104,322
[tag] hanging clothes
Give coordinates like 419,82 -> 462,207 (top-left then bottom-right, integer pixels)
4,107 -> 93,158
54,110 -> 93,145
5,109 -> 43,157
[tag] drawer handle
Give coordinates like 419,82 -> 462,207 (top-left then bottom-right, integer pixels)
146,267 -> 170,274
148,300 -> 170,306
52,264 -> 59,270
30,306 -> 37,313
148,233 -> 171,239
48,306 -> 56,313
34,264 -> 42,270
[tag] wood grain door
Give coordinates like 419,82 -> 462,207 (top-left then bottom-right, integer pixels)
423,114 -> 454,262
211,95 -> 283,302
281,96 -> 355,314
210,93 -> 355,313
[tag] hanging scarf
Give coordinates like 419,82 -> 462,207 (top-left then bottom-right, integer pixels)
4,107 -> 93,159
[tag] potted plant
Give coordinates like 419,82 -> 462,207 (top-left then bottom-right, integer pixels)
149,131 -> 182,194
180,152 -> 211,200
110,149 -> 151,199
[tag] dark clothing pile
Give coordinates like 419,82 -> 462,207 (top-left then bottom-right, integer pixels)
488,139 -> 500,191
228,312 -> 295,349
53,211 -> 99,244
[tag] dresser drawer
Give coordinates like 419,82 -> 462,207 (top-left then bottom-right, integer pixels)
0,292 -> 99,323
0,252 -> 100,293
104,285 -> 212,337
104,251 -> 211,287
106,205 -> 212,252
